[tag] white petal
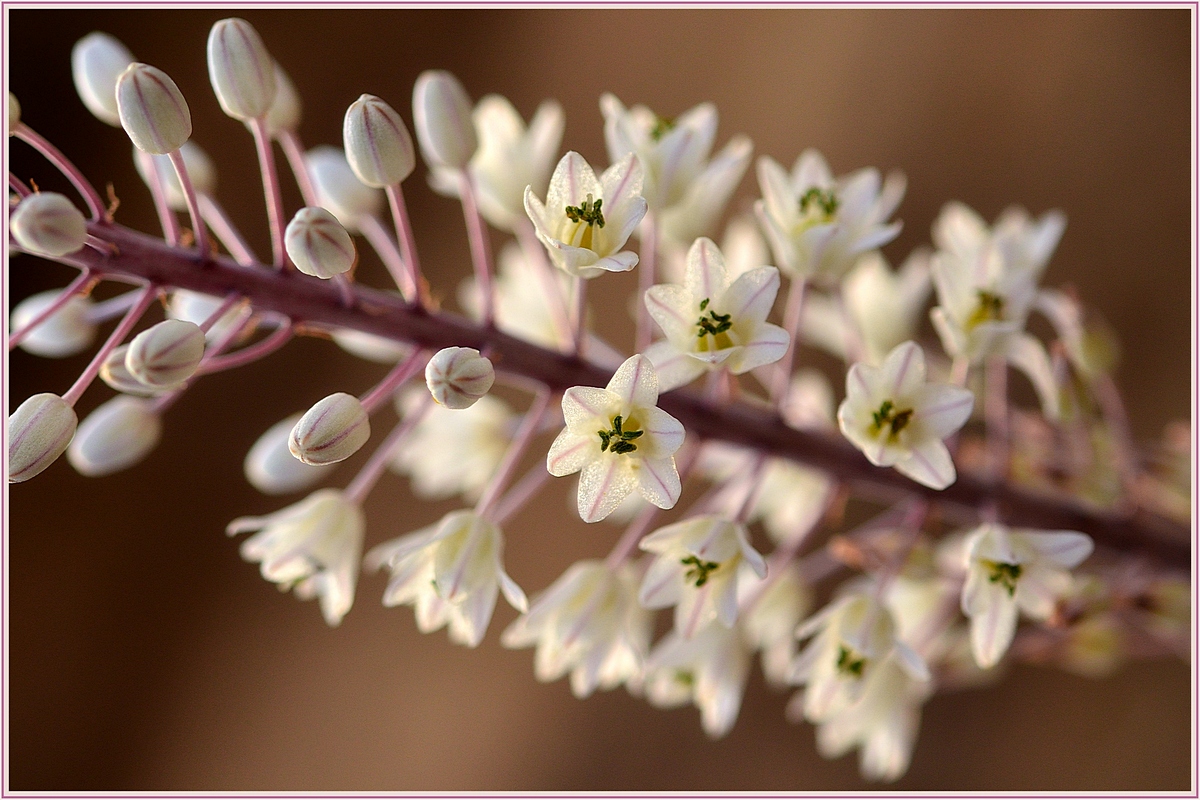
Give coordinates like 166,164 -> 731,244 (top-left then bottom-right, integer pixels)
683,237 -> 728,302
576,456 -> 638,523
546,429 -> 594,477
498,568 -> 528,613
636,406 -> 686,458
1003,332 -> 1060,420
644,284 -> 697,343
721,266 -> 780,326
561,386 -> 615,429
1022,530 -> 1094,569
638,456 -> 682,510
968,580 -> 1019,668
644,342 -> 707,392
911,384 -> 975,439
894,438 -> 957,490
878,341 -> 926,400
605,354 -> 659,409
726,323 -> 789,374
546,151 -> 600,214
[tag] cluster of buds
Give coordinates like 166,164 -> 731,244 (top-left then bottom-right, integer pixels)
6,17 -> 1188,787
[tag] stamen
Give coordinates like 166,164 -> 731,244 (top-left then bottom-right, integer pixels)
681,555 -> 721,587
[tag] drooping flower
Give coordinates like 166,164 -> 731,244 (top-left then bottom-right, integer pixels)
640,621 -> 752,739
755,149 -> 904,284
502,559 -> 651,697
960,523 -> 1093,668
546,355 -> 685,523
837,340 -> 975,490
365,510 -> 527,648
738,562 -> 812,687
523,151 -> 647,279
226,489 -> 365,626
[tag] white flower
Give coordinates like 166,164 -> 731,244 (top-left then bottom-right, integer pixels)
502,560 -> 651,698
739,563 -> 812,687
431,95 -> 564,233
244,413 -> 334,495
546,355 -> 685,523
226,489 -> 364,626
755,149 -> 904,283
641,622 -> 751,739
365,510 -> 527,648
390,388 -> 514,502
67,395 -> 161,476
599,94 -> 752,244
523,151 -> 647,279
11,289 -> 96,358
643,237 -> 789,392
660,214 -> 768,286
929,202 -> 1064,418
304,145 -> 383,233
412,70 -> 477,172
167,289 -> 243,344
960,523 -> 1093,668
639,515 -> 766,638
71,31 -> 136,127
837,341 -> 975,490
790,592 -> 929,724
458,241 -> 571,350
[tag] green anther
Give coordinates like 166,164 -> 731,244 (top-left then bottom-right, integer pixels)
564,193 -> 606,228
681,555 -> 721,587
598,414 -> 643,454
836,645 -> 867,677
650,115 -> 676,142
967,290 -> 1006,329
696,307 -> 734,338
673,669 -> 695,687
699,298 -> 710,311
986,561 -> 1023,596
800,187 -> 839,217
871,399 -> 914,440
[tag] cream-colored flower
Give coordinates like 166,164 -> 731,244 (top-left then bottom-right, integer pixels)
641,622 -> 751,739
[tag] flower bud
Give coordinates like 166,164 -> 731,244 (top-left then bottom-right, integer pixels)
425,347 -> 494,409
343,94 -> 415,188
8,91 -> 20,135
412,70 -> 477,171
206,18 -> 276,121
99,345 -> 167,396
262,62 -> 301,137
116,62 -> 192,155
331,328 -> 412,364
11,289 -> 96,358
67,396 -> 161,476
133,141 -> 217,211
289,392 -> 370,465
245,413 -> 334,494
8,393 -> 77,483
126,319 -> 206,387
71,31 -> 135,127
284,207 -> 356,279
304,145 -> 382,231
167,289 -> 242,344
10,193 -> 89,257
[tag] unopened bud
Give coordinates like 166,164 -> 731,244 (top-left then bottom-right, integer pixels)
8,393 -> 77,483
71,31 -> 135,126
10,192 -> 88,257
167,289 -> 243,344
11,289 -> 96,358
412,70 -> 477,171
289,392 -> 370,465
134,141 -> 217,211
8,91 -> 20,135
344,94 -> 415,188
304,145 -> 382,231
67,396 -> 161,476
425,347 -> 494,409
245,413 -> 334,494
126,319 -> 206,387
116,62 -> 192,154
331,328 -> 412,364
262,62 -> 301,137
99,345 -> 167,395
206,18 -> 276,121
284,207 -> 356,279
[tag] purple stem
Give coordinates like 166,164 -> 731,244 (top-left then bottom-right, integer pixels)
249,118 -> 287,269
61,284 -> 157,407
476,387 -> 552,521
279,130 -> 319,207
343,394 -> 432,504
454,175 -> 492,323
571,276 -> 588,358
8,172 -> 31,197
9,269 -> 96,350
166,149 -> 210,258
145,156 -> 181,247
198,194 -> 258,265
985,355 -> 1009,480
358,214 -> 413,299
358,349 -> 427,414
514,218 -> 573,348
197,321 -> 292,374
15,124 -> 107,220
635,213 -> 657,353
197,293 -> 244,334
770,276 -> 808,405
491,464 -> 552,526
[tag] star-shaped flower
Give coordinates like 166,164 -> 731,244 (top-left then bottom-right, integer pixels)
524,151 -> 648,279
837,341 -> 975,490
643,237 -> 789,392
546,355 -> 685,523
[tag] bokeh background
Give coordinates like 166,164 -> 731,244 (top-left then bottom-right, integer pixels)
6,8 -> 1192,792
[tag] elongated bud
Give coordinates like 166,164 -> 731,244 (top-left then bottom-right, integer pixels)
284,207 -> 356,279
126,319 -> 206,387
133,141 -> 217,211
11,289 -> 96,358
9,393 -> 77,483
245,413 -> 334,494
99,345 -> 167,396
71,31 -> 135,126
167,289 -> 243,344
206,18 -> 276,121
8,91 -> 20,135
344,94 -> 415,187
304,145 -> 382,231
425,347 -> 494,409
10,193 -> 88,257
412,70 -> 477,171
262,61 -> 300,137
289,393 -> 370,465
116,62 -> 191,154
67,396 -> 161,476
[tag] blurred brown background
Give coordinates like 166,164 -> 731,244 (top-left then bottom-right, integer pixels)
6,8 -> 1192,792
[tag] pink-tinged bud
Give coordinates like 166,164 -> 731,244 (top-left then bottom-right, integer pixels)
71,31 -> 135,126
412,70 -> 477,171
245,413 -> 334,495
206,18 -> 276,121
67,396 -> 161,477
425,347 -> 495,409
343,94 -> 415,187
284,207 -> 356,279
304,146 -> 383,232
10,193 -> 88,257
133,141 -> 217,211
116,62 -> 192,154
262,62 -> 301,137
11,289 -> 96,358
8,393 -> 77,483
289,393 -> 370,465
99,345 -> 166,396
125,319 -> 206,387
8,91 -> 20,135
